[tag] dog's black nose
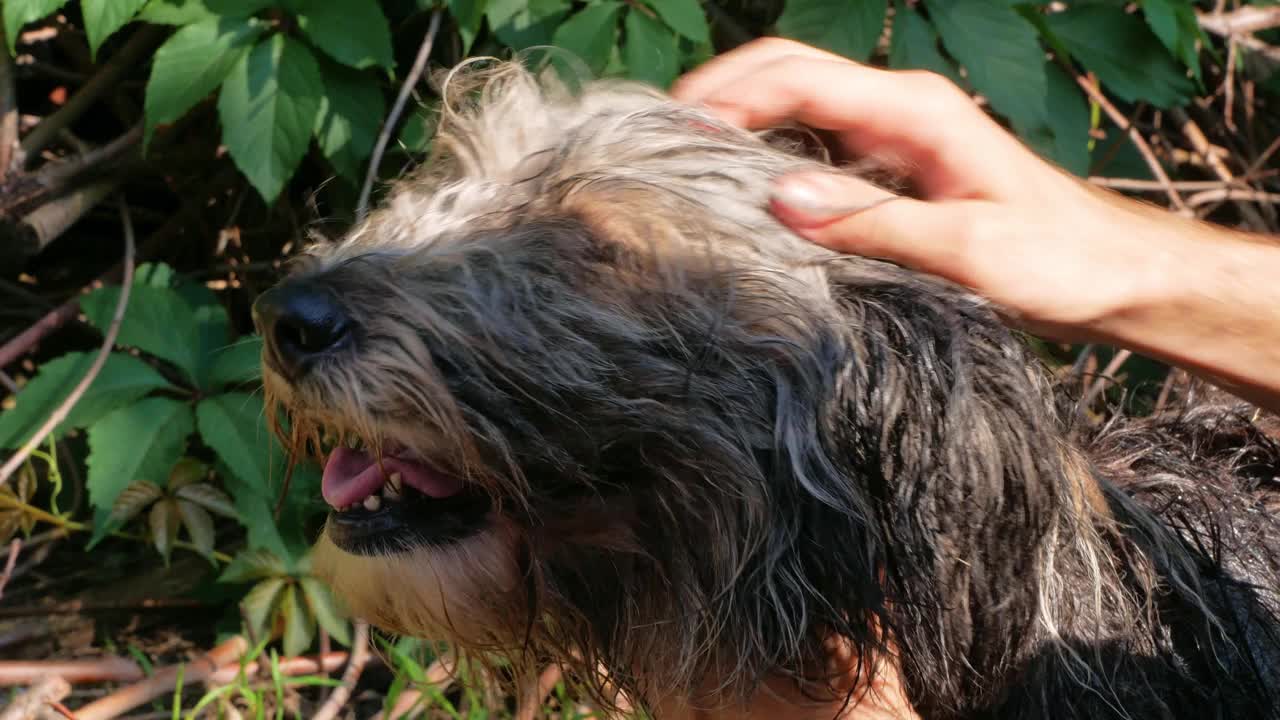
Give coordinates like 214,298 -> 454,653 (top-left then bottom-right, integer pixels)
253,282 -> 352,379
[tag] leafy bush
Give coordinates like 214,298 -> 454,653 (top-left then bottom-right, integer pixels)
1,0 -> 1274,677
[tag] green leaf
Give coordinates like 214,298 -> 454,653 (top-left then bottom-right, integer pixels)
624,8 -> 679,89
220,548 -> 289,583
295,0 -> 393,70
218,33 -> 325,203
81,0 -> 147,60
1038,60 -> 1091,177
643,0 -> 708,44
313,60 -> 386,184
80,284 -> 205,384
208,336 -> 263,390
137,0 -> 274,24
86,397 -> 194,545
923,0 -> 1050,145
1141,0 -> 1203,81
449,0 -> 486,54
0,351 -> 172,449
110,481 -> 163,525
150,498 -> 183,565
776,0 -> 887,62
4,0 -> 69,54
280,584 -> 316,657
197,392 -> 276,503
552,2 -> 622,74
300,577 -> 352,646
1042,4 -> 1196,109
175,482 -> 239,518
488,0 -> 570,50
143,16 -> 266,148
887,0 -> 961,85
177,499 -> 216,559
241,576 -> 287,642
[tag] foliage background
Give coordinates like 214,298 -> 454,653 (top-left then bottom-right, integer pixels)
0,0 -> 1277,716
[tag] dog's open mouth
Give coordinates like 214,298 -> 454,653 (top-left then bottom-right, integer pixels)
321,439 -> 491,555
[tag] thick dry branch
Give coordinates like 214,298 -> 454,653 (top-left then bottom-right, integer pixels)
0,659 -> 141,686
1198,6 -> 1280,36
205,651 -> 349,686
18,25 -> 164,163
71,636 -> 247,720
0,676 -> 71,720
6,178 -> 120,257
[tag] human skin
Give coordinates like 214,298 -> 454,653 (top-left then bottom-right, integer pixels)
671,37 -> 1280,415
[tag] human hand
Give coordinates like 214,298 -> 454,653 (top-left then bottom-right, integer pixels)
670,37 -> 1168,343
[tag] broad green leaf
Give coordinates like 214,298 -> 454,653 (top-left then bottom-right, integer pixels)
4,0 -> 69,54
313,60 -> 386,184
924,1 -> 1049,146
208,337 -> 263,389
175,482 -> 239,518
300,577 -> 352,646
197,392 -> 274,498
624,8 -> 679,89
86,397 -> 194,545
220,547 -> 289,583
887,1 -> 961,85
143,16 -> 265,148
280,584 -> 316,657
241,576 -> 287,641
449,0 -> 486,54
138,0 -> 273,24
0,351 -> 172,449
81,0 -> 147,60
488,0 -> 570,50
177,499 -> 216,559
643,0 -> 708,44
134,262 -> 177,288
776,0 -> 887,62
80,284 -> 205,384
296,0 -> 393,70
110,480 -> 163,525
1042,4 -> 1196,108
218,34 -> 325,203
150,497 -> 183,565
1141,0 -> 1203,81
552,2 -> 622,74
1039,60 -> 1091,177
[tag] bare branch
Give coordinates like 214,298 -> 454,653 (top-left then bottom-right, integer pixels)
0,196 -> 135,488
311,622 -> 371,720
357,10 -> 443,222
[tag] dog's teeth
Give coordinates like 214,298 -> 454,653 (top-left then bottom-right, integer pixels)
363,495 -> 382,512
388,472 -> 402,490
384,483 -> 400,500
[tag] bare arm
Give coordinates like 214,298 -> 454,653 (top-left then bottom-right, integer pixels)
672,38 -> 1280,413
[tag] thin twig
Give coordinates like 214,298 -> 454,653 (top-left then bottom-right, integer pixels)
0,538 -> 19,600
0,196 -> 135,488
1185,188 -> 1280,207
0,676 -> 72,720
1074,73 -> 1187,212
1170,108 -> 1270,229
357,9 -> 442,222
1198,6 -> 1280,36
311,622 -> 370,720
1083,349 -> 1133,409
1087,177 -> 1237,192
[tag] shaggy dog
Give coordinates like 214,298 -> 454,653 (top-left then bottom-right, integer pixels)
253,58 -> 1280,719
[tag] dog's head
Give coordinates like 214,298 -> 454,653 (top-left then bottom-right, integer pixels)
256,58 -> 1076,711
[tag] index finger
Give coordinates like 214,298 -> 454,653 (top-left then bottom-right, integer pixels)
670,37 -> 854,104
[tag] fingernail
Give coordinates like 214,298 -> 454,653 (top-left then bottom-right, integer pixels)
771,172 -> 898,218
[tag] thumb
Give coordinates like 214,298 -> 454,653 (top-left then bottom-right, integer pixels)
769,171 -> 969,278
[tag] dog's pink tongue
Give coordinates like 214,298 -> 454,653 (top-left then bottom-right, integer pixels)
322,448 -> 465,508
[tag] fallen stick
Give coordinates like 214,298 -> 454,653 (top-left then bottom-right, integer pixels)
0,659 -> 141,686
69,635 -> 247,720
310,622 -> 369,720
0,676 -> 71,720
205,651 -> 349,686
